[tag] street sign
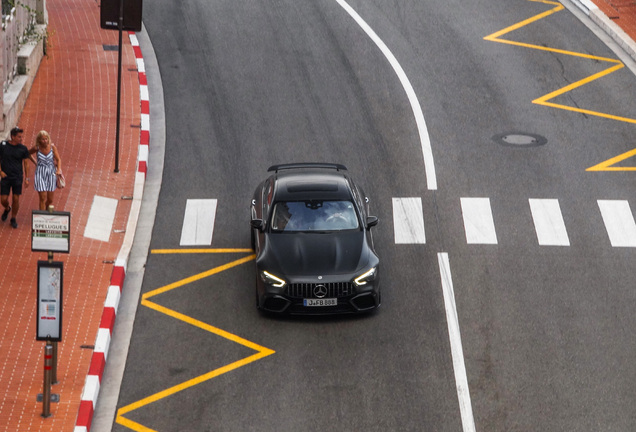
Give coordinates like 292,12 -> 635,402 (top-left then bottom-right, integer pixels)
100,0 -> 143,31
32,210 -> 70,253
36,261 -> 63,342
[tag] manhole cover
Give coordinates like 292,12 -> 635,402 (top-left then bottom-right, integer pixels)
492,132 -> 547,147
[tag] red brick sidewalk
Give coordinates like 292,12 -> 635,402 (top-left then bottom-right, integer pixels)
0,0 -> 140,430
593,0 -> 636,42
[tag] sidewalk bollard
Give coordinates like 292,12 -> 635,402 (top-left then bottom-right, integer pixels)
42,343 -> 52,418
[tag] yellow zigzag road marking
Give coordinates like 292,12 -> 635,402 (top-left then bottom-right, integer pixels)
586,147 -> 636,171
151,248 -> 254,254
484,0 -> 636,170
116,252 -> 274,432
141,253 -> 256,298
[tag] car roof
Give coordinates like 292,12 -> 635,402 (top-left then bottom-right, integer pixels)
269,163 -> 353,202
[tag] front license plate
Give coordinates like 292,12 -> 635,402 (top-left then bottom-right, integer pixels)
304,298 -> 337,307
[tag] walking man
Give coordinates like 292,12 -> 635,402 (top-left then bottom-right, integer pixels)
0,127 -> 31,228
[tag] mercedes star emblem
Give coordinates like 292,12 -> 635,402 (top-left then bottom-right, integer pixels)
314,284 -> 328,298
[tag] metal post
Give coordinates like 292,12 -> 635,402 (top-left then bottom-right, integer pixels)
42,342 -> 52,418
48,206 -> 54,264
46,205 -> 58,384
114,0 -> 123,173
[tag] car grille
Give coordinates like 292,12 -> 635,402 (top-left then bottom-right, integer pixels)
285,282 -> 354,298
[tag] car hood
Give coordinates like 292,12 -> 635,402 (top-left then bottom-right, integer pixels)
262,231 -> 368,276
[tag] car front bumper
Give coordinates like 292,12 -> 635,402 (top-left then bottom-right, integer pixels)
257,278 -> 380,314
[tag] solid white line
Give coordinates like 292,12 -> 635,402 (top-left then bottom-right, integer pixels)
334,0 -> 437,190
529,199 -> 570,246
597,200 -> 636,247
438,253 -> 476,432
461,197 -> 498,244
392,197 -> 426,244
83,195 -> 118,242
180,199 -> 218,246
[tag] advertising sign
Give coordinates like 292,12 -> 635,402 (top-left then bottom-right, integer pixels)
32,211 -> 71,253
36,261 -> 63,341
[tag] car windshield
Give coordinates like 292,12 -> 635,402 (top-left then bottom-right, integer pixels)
271,200 -> 359,232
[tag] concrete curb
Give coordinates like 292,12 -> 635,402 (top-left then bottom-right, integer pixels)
73,32 -> 149,432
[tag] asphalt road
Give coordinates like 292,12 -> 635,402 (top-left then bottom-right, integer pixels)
108,0 -> 636,430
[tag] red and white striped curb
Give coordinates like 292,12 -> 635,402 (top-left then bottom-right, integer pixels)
74,31 -> 149,432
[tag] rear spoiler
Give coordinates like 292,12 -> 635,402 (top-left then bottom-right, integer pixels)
267,163 -> 348,172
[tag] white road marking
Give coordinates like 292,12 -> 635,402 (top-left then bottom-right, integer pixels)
83,195 -> 118,242
597,200 -> 636,247
438,253 -> 476,432
460,197 -> 498,244
529,199 -> 570,246
180,199 -> 218,246
392,197 -> 426,244
334,0 -> 437,190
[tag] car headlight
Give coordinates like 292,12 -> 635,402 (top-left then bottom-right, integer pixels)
260,271 -> 287,288
354,267 -> 377,286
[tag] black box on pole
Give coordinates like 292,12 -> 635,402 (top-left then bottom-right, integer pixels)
100,0 -> 143,31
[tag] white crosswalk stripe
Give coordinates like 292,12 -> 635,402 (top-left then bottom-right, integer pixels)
597,200 -> 636,247
180,199 -> 218,246
392,197 -> 426,244
529,199 -> 570,246
174,197 -> 636,249
460,198 -> 498,244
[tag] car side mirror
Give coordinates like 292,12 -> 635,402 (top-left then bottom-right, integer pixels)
366,216 -> 378,229
250,219 -> 264,231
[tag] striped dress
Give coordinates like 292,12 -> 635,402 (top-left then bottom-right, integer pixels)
34,150 -> 57,192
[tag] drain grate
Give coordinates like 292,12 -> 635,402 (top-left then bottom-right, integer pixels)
493,132 -> 547,147
103,44 -> 118,51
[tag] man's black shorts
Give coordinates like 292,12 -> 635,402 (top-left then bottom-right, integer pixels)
0,177 -> 23,195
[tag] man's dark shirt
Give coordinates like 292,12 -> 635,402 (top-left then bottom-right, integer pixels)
0,141 -> 30,180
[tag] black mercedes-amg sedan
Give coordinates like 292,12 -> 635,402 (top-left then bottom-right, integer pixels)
250,163 -> 380,314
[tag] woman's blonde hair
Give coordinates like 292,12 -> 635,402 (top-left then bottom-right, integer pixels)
36,130 -> 51,147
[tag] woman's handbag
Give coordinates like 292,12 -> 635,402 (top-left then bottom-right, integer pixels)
56,172 -> 66,188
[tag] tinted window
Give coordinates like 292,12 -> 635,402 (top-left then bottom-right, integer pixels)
271,200 -> 359,232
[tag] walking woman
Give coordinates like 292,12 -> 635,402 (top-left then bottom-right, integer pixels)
29,130 -> 63,211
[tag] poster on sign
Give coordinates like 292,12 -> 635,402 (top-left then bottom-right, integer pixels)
36,261 -> 63,341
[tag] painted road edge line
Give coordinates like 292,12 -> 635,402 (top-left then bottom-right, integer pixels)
334,0 -> 437,190
74,32 -> 149,432
438,252 -> 476,432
